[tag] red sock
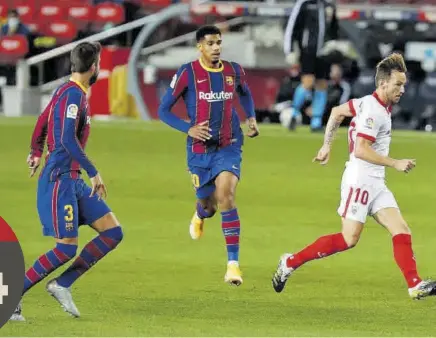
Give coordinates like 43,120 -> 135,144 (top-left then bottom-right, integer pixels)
392,234 -> 421,288
286,233 -> 349,269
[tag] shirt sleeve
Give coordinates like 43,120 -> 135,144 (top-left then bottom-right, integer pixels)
235,64 -> 255,119
158,66 -> 191,133
30,100 -> 51,157
354,100 -> 382,142
59,90 -> 98,178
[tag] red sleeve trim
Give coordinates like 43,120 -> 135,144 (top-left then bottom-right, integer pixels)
357,132 -> 376,142
348,99 -> 356,116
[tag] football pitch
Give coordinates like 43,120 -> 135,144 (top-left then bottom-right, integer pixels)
1,117 -> 436,337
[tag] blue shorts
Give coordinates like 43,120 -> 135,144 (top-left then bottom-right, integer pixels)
37,174 -> 111,239
187,145 -> 242,199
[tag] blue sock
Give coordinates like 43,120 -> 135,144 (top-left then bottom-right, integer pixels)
196,202 -> 216,219
311,89 -> 328,129
292,84 -> 311,117
221,209 -> 240,262
23,243 -> 77,295
57,226 -> 123,288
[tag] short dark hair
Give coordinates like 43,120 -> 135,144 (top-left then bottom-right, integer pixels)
70,42 -> 101,74
8,9 -> 18,17
196,25 -> 221,42
375,53 -> 407,87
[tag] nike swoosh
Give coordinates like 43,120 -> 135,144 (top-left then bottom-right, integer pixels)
197,79 -> 207,83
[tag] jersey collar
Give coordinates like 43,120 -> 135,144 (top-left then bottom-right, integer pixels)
70,78 -> 88,94
372,92 -> 392,113
199,58 -> 224,72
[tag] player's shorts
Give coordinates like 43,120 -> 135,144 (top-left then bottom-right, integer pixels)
37,173 -> 112,239
187,144 -> 242,199
300,49 -> 330,80
337,177 -> 399,224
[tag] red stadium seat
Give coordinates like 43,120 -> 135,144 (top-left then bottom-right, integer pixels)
38,3 -> 67,22
43,21 -> 77,44
141,0 -> 172,7
0,3 -> 7,20
94,2 -> 124,25
0,34 -> 29,64
68,3 -> 93,30
24,20 -> 42,33
16,4 -> 35,23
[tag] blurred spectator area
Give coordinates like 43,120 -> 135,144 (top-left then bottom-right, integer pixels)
337,0 -> 436,4
0,0 -> 186,86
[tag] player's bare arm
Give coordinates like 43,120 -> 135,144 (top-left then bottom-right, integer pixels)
355,137 -> 416,173
313,102 -> 353,164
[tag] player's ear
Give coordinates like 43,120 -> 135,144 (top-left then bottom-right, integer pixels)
197,42 -> 202,52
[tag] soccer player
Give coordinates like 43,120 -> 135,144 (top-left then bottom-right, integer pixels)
272,53 -> 436,299
283,0 -> 338,131
10,42 -> 124,321
158,25 -> 259,286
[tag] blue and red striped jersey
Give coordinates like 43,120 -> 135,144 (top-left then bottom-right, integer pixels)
30,79 -> 97,180
158,59 -> 255,153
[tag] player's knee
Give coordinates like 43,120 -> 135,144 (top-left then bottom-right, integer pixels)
55,242 -> 78,258
206,204 -> 217,217
110,226 -> 124,242
217,194 -> 235,210
101,225 -> 123,241
342,231 -> 360,248
390,220 -> 411,236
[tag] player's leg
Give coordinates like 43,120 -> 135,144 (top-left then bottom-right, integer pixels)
10,179 -> 79,321
188,165 -> 218,239
272,183 -> 370,293
371,192 -> 436,299
190,195 -> 217,240
22,179 -> 79,296
55,180 -> 123,289
47,180 -> 123,316
214,170 -> 243,285
207,145 -> 243,285
272,218 -> 363,293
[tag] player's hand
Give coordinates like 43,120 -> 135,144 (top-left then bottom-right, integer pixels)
246,117 -> 259,138
188,121 -> 212,142
313,144 -> 331,165
393,159 -> 416,173
27,154 -> 41,178
90,173 -> 107,200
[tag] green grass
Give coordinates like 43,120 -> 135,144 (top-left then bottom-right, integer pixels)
1,117 -> 436,336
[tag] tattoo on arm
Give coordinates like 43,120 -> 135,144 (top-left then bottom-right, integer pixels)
324,116 -> 342,146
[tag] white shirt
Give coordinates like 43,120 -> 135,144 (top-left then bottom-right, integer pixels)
345,92 -> 392,179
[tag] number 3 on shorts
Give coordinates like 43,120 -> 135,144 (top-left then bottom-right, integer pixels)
191,174 -> 200,188
64,204 -> 74,221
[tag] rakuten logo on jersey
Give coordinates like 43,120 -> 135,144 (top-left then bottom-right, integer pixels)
199,91 -> 233,102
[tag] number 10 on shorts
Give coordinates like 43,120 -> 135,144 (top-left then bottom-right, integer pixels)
350,188 -> 369,205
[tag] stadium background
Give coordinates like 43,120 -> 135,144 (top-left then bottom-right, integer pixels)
1,0 -> 436,336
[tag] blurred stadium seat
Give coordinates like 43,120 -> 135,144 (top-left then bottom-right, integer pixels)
0,35 -> 29,64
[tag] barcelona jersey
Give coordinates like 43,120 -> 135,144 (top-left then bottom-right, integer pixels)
158,59 -> 255,154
